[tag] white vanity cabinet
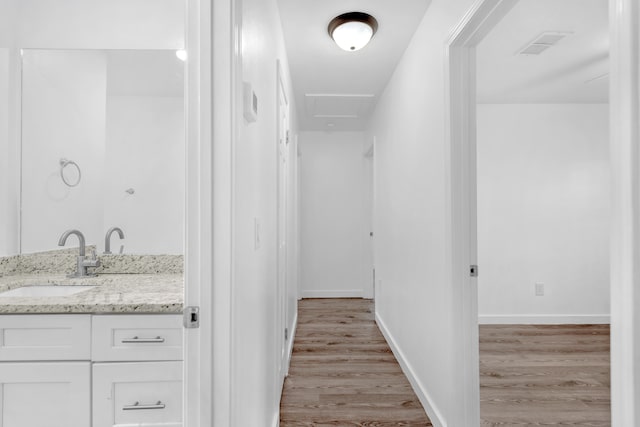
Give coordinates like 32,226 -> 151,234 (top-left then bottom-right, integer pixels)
91,315 -> 184,427
0,315 -> 92,427
0,313 -> 183,427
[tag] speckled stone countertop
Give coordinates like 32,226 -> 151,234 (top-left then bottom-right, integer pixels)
0,249 -> 184,314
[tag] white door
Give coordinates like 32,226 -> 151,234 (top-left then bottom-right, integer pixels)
0,362 -> 91,427
276,70 -> 290,384
363,143 -> 375,300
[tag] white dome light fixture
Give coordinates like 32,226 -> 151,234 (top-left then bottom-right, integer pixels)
328,12 -> 378,52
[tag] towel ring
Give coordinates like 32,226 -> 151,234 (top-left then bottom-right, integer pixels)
59,158 -> 81,187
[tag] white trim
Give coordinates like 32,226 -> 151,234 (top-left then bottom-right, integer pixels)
284,310 -> 298,377
300,290 -> 365,298
479,314 -> 611,325
184,0 -> 213,426
445,1 -> 519,426
375,312 -> 445,427
609,0 -> 640,424
271,413 -> 280,427
210,0 -> 238,425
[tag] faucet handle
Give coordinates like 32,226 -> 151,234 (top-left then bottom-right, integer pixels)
84,250 -> 101,268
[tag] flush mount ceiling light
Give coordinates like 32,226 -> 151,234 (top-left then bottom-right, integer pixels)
328,12 -> 378,52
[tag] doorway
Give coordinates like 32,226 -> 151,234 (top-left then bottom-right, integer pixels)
445,0 -> 625,424
474,0 -> 610,423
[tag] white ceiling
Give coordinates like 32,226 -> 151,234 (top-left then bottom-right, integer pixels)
476,0 -> 609,104
277,0 -> 432,131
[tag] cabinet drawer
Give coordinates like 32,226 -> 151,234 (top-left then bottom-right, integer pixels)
92,314 -> 183,361
93,361 -> 182,427
0,315 -> 91,361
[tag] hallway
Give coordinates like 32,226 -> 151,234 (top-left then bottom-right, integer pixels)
280,298 -> 432,426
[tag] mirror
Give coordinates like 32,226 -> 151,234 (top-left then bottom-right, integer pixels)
20,49 -> 185,255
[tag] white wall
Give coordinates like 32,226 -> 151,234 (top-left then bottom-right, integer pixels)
0,1 -> 14,47
21,50 -> 106,253
365,1 -> 481,425
104,96 -> 184,254
0,48 -> 14,257
231,0 -> 299,425
0,2 -> 19,257
477,104 -> 610,323
299,131 -> 371,298
13,0 -> 183,49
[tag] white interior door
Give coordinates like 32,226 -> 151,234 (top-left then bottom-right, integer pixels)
276,71 -> 289,385
363,143 -> 375,300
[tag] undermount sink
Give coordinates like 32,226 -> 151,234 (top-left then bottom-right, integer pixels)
0,285 -> 95,298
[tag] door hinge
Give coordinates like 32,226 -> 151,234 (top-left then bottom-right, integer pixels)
285,328 -> 289,341
470,265 -> 478,277
183,306 -> 200,329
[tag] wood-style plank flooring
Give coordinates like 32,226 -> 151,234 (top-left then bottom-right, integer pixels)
280,298 -> 432,426
480,324 -> 611,426
281,299 -> 611,426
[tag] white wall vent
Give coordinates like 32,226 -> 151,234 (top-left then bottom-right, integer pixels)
517,32 -> 572,56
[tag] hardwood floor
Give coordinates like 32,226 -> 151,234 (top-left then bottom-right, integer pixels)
281,299 -> 611,426
480,324 -> 611,426
280,298 -> 432,426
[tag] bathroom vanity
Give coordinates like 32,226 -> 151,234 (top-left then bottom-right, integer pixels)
0,252 -> 184,427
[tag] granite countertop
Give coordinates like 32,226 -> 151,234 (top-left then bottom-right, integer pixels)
0,274 -> 184,314
0,250 -> 184,314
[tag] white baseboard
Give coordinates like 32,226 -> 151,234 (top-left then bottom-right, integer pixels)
375,312 -> 446,427
478,314 -> 611,325
271,412 -> 279,427
300,289 -> 364,298
285,310 -> 298,377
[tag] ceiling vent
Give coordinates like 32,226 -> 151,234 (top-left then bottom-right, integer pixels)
517,32 -> 572,56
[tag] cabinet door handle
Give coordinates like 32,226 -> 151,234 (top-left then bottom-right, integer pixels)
123,401 -> 166,410
121,336 -> 165,343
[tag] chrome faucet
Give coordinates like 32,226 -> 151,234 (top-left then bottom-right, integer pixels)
104,227 -> 125,254
58,229 -> 100,277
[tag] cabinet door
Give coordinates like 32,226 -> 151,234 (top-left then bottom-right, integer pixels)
93,361 -> 182,427
0,362 -> 91,427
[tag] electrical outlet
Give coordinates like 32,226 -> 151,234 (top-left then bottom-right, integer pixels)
535,283 -> 544,297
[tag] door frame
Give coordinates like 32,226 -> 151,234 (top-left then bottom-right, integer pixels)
445,1 -> 517,424
276,60 -> 290,386
446,0 -> 639,425
184,0 -> 214,426
608,0 -> 640,423
184,0 -> 240,425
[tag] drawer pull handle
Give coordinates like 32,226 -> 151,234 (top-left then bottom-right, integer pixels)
121,336 -> 165,343
123,401 -> 166,411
